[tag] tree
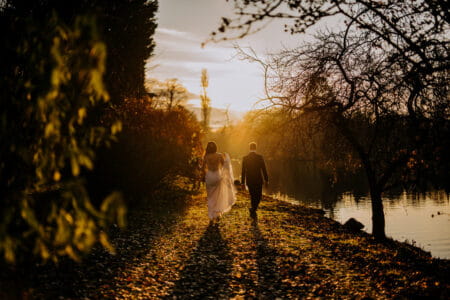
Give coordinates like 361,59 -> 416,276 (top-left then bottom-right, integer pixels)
200,69 -> 212,132
215,0 -> 450,239
147,78 -> 190,111
0,10 -> 124,263
97,0 -> 158,102
238,26 -> 449,238
0,0 -> 158,264
4,0 -> 158,103
214,0 -> 450,115
93,98 -> 204,200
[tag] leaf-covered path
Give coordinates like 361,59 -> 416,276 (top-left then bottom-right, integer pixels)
5,190 -> 449,299
89,191 -> 449,299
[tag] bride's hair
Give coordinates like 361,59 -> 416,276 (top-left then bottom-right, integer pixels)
205,141 -> 217,154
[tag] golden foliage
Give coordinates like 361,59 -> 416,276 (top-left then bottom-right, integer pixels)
0,14 -> 124,263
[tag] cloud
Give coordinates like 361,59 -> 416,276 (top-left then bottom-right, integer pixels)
154,27 -> 234,63
148,27 -> 266,111
149,27 -> 239,82
155,27 -> 200,43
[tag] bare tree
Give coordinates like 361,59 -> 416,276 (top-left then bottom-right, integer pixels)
146,78 -> 189,111
238,24 -> 449,238
214,1 -> 450,111
217,1 -> 450,239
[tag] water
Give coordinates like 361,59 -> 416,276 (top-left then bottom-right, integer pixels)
232,158 -> 450,259
269,190 -> 450,260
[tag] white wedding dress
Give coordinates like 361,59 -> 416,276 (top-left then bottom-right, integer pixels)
205,153 -> 236,219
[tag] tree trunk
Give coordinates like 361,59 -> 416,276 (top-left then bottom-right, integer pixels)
333,115 -> 387,239
370,188 -> 386,239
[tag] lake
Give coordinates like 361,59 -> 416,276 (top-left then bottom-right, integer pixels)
232,159 -> 450,259
268,189 -> 450,260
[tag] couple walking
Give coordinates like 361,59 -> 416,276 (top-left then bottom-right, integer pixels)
202,141 -> 269,223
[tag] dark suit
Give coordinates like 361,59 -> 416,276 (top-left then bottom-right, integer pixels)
241,152 -> 268,214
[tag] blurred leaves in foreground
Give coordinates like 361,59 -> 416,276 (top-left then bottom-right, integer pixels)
0,12 -> 124,263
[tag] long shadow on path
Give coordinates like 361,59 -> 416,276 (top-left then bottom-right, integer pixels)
0,189 -> 192,299
165,223 -> 234,299
251,218 -> 292,298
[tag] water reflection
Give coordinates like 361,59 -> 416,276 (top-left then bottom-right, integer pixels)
329,191 -> 450,260
233,159 -> 450,259
262,160 -> 369,214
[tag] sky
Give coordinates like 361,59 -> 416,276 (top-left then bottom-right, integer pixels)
146,0 -> 307,112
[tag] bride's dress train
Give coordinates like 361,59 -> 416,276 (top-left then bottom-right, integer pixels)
205,153 -> 236,219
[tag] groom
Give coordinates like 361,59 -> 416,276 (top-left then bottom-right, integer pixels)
241,142 -> 269,218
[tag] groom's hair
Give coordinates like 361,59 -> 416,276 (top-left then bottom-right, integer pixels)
249,142 -> 257,150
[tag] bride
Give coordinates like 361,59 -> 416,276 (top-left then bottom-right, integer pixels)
202,141 -> 236,224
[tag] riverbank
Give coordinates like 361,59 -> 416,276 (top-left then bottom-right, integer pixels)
1,188 -> 449,299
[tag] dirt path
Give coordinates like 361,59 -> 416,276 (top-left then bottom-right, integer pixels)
89,192 -> 448,299
6,190 -> 449,299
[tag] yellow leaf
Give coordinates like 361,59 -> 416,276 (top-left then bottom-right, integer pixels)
2,237 -> 15,263
65,245 -> 81,262
53,171 -> 61,181
99,231 -> 116,255
111,121 -> 122,135
54,214 -> 71,246
77,108 -> 87,124
77,154 -> 93,170
71,156 -> 80,176
44,123 -> 56,138
37,239 -> 50,261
